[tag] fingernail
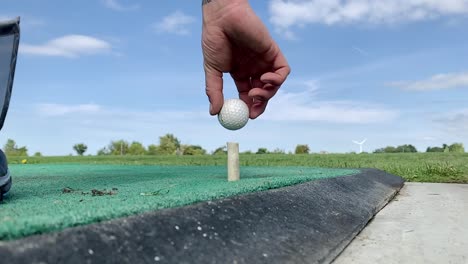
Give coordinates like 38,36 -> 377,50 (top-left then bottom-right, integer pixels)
209,104 -> 213,114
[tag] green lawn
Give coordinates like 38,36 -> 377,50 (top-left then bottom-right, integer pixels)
7,152 -> 468,183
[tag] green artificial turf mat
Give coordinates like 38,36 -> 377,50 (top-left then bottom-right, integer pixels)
0,164 -> 358,240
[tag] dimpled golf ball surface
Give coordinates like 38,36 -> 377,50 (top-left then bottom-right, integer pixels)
218,99 -> 249,130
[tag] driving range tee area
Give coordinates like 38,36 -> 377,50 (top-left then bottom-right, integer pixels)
0,164 -> 403,264
0,164 -> 357,240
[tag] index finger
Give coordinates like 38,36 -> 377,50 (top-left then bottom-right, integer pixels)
261,49 -> 291,87
205,67 -> 224,115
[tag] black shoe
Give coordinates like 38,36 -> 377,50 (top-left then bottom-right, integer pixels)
0,149 -> 11,201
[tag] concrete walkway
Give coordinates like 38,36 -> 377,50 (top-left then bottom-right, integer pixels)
333,182 -> 468,264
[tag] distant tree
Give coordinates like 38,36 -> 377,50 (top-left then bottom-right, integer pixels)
4,139 -> 16,153
426,146 -> 444,152
407,144 -> 418,152
442,144 -> 450,152
176,147 -> 183,156
183,145 -> 207,155
448,143 -> 465,153
271,148 -> 285,154
396,144 -> 417,153
374,145 -> 416,153
156,134 -> 180,155
147,144 -> 158,155
384,146 -> 397,153
212,146 -> 227,155
17,147 -> 27,156
3,139 -> 28,156
241,150 -> 253,155
179,145 -> 189,155
34,152 -> 42,157
256,148 -> 269,154
373,148 -> 384,153
128,141 -> 146,155
73,143 -> 88,156
426,143 -> 464,153
374,146 -> 394,153
108,140 -> 130,155
295,144 -> 310,154
97,147 -> 110,156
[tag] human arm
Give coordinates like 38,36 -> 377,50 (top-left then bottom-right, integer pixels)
202,0 -> 290,119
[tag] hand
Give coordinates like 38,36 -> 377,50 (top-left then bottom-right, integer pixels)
202,0 -> 291,119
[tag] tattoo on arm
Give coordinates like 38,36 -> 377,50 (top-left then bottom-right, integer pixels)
202,0 -> 212,6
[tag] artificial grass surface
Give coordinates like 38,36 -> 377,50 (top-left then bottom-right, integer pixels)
0,164 -> 358,241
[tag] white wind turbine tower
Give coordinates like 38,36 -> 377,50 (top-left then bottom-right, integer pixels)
352,138 -> 367,154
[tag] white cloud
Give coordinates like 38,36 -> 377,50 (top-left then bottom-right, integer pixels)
388,71 -> 468,91
269,0 -> 468,38
21,35 -> 112,58
35,103 -> 208,121
423,136 -> 437,141
263,88 -> 398,123
36,103 -> 102,116
154,11 -> 196,35
102,0 -> 139,11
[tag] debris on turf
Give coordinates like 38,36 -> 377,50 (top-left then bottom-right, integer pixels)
62,187 -> 75,193
140,189 -> 170,196
91,189 -> 117,196
61,187 -> 118,196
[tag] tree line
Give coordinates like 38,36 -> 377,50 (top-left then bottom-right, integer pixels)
373,143 -> 465,153
2,136 -> 465,157
2,135 -> 312,157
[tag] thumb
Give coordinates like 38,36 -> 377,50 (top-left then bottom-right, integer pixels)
205,67 -> 224,115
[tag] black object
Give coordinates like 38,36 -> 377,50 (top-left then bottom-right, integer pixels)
0,17 -> 20,202
0,169 -> 404,264
0,149 -> 11,201
0,17 -> 20,130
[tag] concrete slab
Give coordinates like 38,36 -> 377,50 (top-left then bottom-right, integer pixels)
333,182 -> 468,264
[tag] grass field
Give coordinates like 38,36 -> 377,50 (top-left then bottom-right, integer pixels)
7,152 -> 468,183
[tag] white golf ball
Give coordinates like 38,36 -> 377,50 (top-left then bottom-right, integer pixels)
218,99 -> 249,130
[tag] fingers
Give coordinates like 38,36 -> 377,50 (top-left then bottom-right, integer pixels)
248,84 -> 278,119
205,68 -> 224,115
235,78 -> 279,119
233,54 -> 289,119
260,68 -> 290,87
235,79 -> 254,111
235,79 -> 264,119
261,50 -> 291,87
249,98 -> 268,119
250,79 -> 279,100
247,48 -> 289,119
253,52 -> 290,119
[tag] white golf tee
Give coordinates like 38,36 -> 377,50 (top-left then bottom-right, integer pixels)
227,142 -> 240,181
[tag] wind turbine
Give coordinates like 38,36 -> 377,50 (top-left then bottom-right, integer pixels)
352,138 -> 367,154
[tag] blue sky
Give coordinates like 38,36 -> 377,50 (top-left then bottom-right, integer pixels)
1,0 -> 468,155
